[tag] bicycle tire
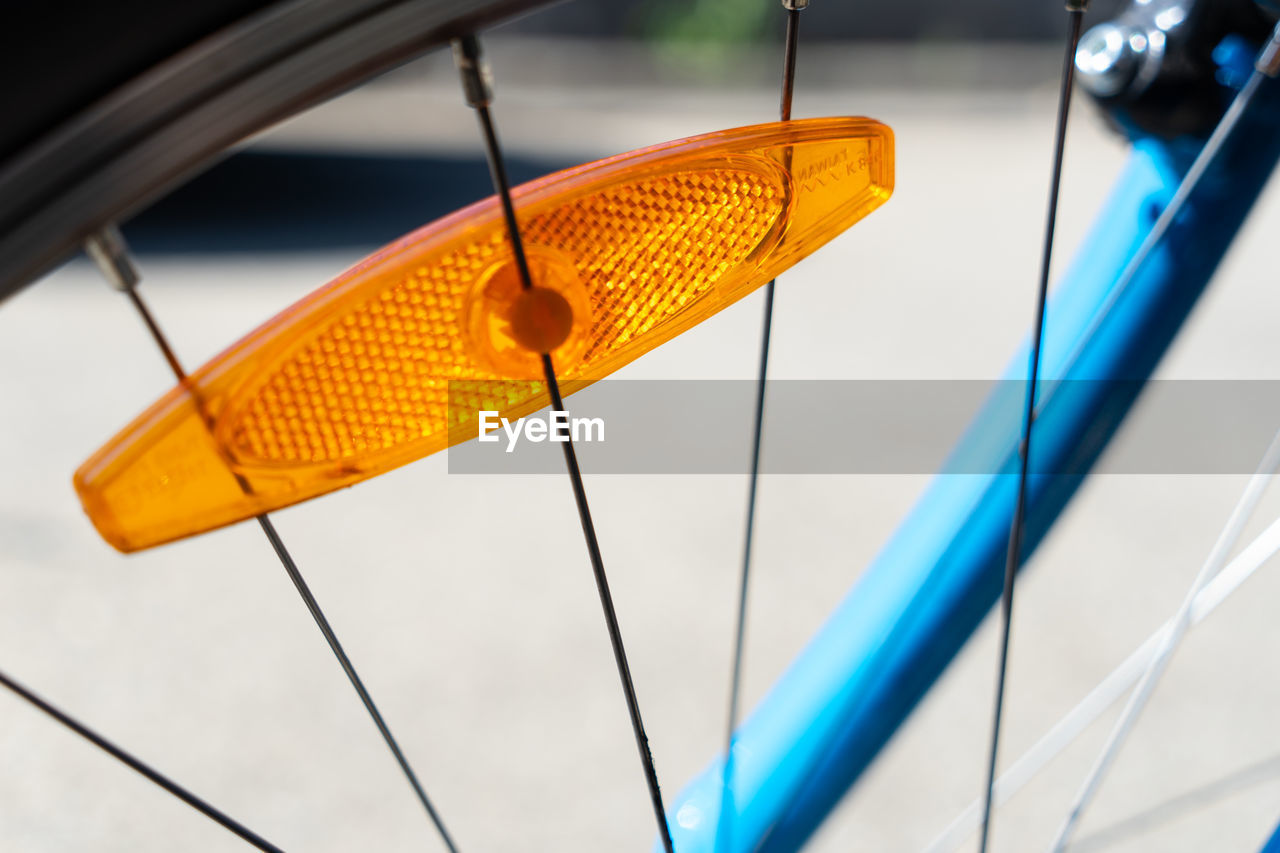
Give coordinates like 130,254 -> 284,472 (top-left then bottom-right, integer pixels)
0,0 -> 560,304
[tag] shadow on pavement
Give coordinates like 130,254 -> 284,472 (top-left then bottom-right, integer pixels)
122,149 -> 576,255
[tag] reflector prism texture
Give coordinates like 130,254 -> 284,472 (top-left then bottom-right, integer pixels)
76,117 -> 894,551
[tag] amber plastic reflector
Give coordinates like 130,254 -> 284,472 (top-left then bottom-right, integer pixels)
76,117 -> 894,551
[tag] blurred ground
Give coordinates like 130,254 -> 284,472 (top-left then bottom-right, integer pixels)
2,37 -> 1280,853
499,0 -> 1128,41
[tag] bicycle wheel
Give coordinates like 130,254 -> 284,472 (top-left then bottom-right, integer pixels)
3,1 -> 1280,851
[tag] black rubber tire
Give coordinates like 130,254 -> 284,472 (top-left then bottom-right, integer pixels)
0,0 -> 557,302
0,1 -> 279,164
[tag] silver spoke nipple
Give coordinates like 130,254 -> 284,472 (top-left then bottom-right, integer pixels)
452,34 -> 493,109
84,224 -> 139,292
782,0 -> 809,10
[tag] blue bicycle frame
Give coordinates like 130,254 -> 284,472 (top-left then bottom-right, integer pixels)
663,50 -> 1280,853
1262,819 -> 1280,852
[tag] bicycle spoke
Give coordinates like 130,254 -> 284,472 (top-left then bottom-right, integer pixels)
0,667 -> 283,852
927,480 -> 1280,851
452,34 -> 675,853
1070,753 -> 1280,852
718,3 -> 805,852
978,5 -> 1088,852
1046,26 -> 1280,852
778,1 -> 803,122
85,226 -> 460,853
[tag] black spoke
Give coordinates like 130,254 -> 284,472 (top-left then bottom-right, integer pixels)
253,515 -> 459,852
977,4 -> 1088,852
717,4 -> 803,851
778,3 -> 802,123
0,666 -> 284,852
86,227 -> 459,853
452,33 -> 675,853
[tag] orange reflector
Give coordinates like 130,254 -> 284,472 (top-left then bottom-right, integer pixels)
76,117 -> 894,551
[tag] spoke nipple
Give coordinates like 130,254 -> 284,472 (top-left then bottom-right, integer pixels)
1065,0 -> 1089,11
782,0 -> 809,9
452,34 -> 493,109
84,224 -> 139,292
510,286 -> 574,355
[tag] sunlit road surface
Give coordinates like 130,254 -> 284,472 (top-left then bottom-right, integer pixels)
2,39 -> 1280,853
